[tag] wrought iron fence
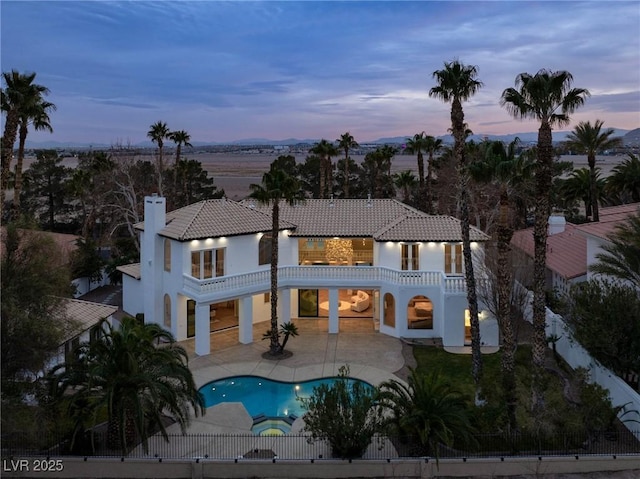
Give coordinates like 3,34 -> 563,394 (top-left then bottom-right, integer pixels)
2,430 -> 639,460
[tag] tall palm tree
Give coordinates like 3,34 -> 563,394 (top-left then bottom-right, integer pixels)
1,70 -> 51,205
377,369 -> 476,460
424,135 -> 443,214
590,211 -> 640,289
48,317 -> 204,455
147,121 -> 171,195
429,60 -> 484,385
500,69 -> 589,415
13,97 -> 56,215
249,164 -> 303,356
337,132 -> 359,198
565,120 -> 623,221
469,138 -> 533,430
404,132 -> 429,212
394,170 -> 417,204
168,130 -> 193,166
606,154 -> 640,203
310,139 -> 338,199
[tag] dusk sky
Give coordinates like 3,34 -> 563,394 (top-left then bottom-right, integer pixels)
2,1 -> 639,145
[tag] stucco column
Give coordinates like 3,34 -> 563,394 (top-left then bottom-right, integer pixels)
328,288 -> 339,334
278,289 -> 291,326
238,296 -> 253,345
195,303 -> 210,356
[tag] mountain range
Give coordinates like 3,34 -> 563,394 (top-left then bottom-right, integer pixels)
24,128 -> 638,149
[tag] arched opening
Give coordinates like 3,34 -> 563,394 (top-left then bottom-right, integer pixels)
163,294 -> 171,328
407,295 -> 433,329
383,293 -> 395,327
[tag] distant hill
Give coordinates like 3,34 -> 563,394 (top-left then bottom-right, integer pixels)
24,128 -> 635,149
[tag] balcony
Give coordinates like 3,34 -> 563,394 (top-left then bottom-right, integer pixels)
183,266 -> 468,301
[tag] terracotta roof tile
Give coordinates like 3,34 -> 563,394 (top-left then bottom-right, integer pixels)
374,214 -> 490,242
574,203 -> 639,240
60,298 -> 118,343
117,262 -> 141,280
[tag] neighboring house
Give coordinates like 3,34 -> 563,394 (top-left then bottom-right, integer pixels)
49,298 -> 118,370
511,214 -> 587,297
0,227 -> 80,268
573,203 -> 639,284
119,195 -> 496,356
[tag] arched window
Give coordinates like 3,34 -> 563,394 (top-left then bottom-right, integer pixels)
259,234 -> 272,265
164,239 -> 171,272
163,294 -> 171,328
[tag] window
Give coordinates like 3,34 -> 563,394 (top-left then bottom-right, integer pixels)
259,234 -> 272,265
190,248 -> 226,279
401,244 -> 420,270
164,294 -> 171,328
445,243 -> 463,275
264,292 -> 270,303
164,239 -> 171,272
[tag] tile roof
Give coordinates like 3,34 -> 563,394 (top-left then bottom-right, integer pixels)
117,262 -> 141,280
374,214 -> 490,242
0,227 -> 80,266
60,298 -> 118,343
511,223 -> 587,279
136,199 -> 296,241
574,203 -> 639,241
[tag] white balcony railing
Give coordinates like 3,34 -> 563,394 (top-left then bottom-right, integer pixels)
183,266 -> 468,299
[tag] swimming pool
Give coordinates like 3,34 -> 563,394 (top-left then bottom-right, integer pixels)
198,375 -> 374,435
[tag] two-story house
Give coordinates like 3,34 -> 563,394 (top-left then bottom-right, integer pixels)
119,195 -> 497,356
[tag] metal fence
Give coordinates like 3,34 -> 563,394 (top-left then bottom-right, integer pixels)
3,430 -> 639,460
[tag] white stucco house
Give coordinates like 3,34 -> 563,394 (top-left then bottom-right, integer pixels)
119,195 -> 497,356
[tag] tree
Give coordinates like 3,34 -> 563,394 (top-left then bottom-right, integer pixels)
468,138 -> 534,430
249,163 -> 303,356
590,211 -> 640,289
168,130 -> 192,166
1,70 -> 51,206
377,369 -> 476,460
166,159 -> 224,208
310,139 -> 339,199
393,170 -> 417,204
565,120 -> 622,221
430,59 -> 484,386
500,69 -> 589,414
48,316 -> 205,455
299,154 -> 321,198
564,280 -> 640,382
13,95 -> 56,217
69,237 -> 104,283
404,132 -> 429,211
424,135 -> 443,214
337,132 -> 359,198
300,366 -> 382,459
561,168 -> 605,218
1,223 -> 73,397
147,121 -> 171,195
360,146 -> 396,199
20,150 -> 72,230
606,154 -> 640,203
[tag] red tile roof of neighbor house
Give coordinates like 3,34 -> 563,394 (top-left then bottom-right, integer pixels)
511,222 -> 587,280
510,203 -> 639,280
574,203 -> 639,240
0,227 -> 80,267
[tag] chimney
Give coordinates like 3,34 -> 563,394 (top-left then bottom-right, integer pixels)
548,213 -> 566,235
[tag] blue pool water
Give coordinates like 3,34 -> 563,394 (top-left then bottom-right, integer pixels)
199,375 -> 374,419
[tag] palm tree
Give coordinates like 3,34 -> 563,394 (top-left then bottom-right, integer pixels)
565,120 -> 623,221
500,69 -> 589,415
13,97 -> 56,216
393,170 -> 417,204
147,121 -> 171,195
310,139 -> 338,199
48,317 -> 204,455
424,135 -> 443,213
469,138 -> 533,430
590,211 -> 640,289
404,132 -> 429,212
337,132 -> 359,198
606,154 -> 640,203
377,369 -> 476,460
1,70 -> 51,205
430,59 -> 484,385
562,168 -> 605,217
249,164 -> 303,356
168,130 -> 193,166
